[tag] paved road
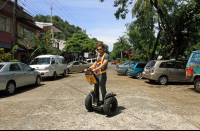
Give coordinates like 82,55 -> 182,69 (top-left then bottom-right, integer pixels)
0,62 -> 200,130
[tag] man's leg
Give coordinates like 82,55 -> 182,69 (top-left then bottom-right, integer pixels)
94,75 -> 100,104
99,73 -> 107,102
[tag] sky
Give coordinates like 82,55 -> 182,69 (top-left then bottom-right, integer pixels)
15,0 -> 136,52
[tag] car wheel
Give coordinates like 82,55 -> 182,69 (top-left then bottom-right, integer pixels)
62,70 -> 66,77
35,76 -> 41,86
66,69 -> 69,74
4,81 -> 16,95
125,70 -> 129,76
52,72 -> 57,80
194,78 -> 200,93
158,76 -> 168,85
135,72 -> 142,79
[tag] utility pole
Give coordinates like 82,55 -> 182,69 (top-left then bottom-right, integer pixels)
11,0 -> 17,51
50,0 -> 54,39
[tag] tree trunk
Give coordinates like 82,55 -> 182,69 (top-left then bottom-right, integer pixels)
150,30 -> 160,60
148,4 -> 154,61
121,52 -> 123,62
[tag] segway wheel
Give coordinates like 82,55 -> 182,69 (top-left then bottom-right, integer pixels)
85,95 -> 93,112
103,97 -> 118,116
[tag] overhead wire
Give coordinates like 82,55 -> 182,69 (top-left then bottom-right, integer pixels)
25,0 -> 49,16
18,0 -> 38,16
43,0 -> 76,25
55,0 -> 84,28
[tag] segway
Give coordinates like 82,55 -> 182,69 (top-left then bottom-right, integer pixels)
85,69 -> 118,116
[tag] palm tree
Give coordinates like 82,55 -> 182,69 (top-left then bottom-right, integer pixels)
117,35 -> 128,62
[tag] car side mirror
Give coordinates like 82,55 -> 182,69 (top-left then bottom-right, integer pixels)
31,68 -> 35,71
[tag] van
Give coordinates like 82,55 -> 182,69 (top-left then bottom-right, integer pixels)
142,60 -> 188,85
85,58 -> 96,64
186,50 -> 200,92
29,55 -> 68,80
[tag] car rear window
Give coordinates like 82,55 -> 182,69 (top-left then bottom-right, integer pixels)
136,64 -> 146,68
146,61 -> 156,67
0,65 -> 4,70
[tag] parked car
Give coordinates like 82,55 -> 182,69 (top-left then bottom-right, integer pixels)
115,61 -> 139,75
0,62 -> 41,95
29,55 -> 68,80
85,58 -> 96,64
186,50 -> 200,92
127,62 -> 147,79
67,61 -> 92,73
142,60 -> 189,85
111,60 -> 116,65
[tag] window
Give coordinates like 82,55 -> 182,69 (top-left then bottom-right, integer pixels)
159,62 -> 166,68
130,64 -> 135,68
80,61 -> 87,64
136,64 -> 146,68
30,58 -> 50,65
55,58 -> 60,64
19,63 -> 31,71
20,24 -> 34,38
87,60 -> 91,62
9,64 -> 21,71
190,54 -> 200,62
62,58 -> 66,64
176,62 -> 186,69
166,62 -> 176,68
73,62 -> 79,65
146,61 -> 156,67
0,15 -> 11,33
123,62 -> 130,65
0,65 -> 4,70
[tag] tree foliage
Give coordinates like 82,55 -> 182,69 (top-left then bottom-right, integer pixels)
0,45 -> 19,62
100,0 -> 200,61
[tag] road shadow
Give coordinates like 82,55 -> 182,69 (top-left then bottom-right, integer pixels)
0,84 -> 45,98
42,75 -> 70,82
144,81 -> 193,86
91,106 -> 126,117
117,74 -> 127,76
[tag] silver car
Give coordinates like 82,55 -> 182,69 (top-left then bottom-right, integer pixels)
67,61 -> 93,73
142,60 -> 189,85
0,62 -> 41,95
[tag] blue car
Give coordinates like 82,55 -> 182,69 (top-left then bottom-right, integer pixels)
127,62 -> 147,79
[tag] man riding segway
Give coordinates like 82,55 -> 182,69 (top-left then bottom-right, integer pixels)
84,43 -> 118,116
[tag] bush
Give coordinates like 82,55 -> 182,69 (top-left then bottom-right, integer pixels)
0,46 -> 19,62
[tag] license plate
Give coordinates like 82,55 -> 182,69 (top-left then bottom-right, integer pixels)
146,69 -> 149,71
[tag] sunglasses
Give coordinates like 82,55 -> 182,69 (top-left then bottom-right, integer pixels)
97,48 -> 103,51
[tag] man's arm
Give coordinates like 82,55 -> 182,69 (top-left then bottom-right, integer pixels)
95,60 -> 108,70
89,62 -> 97,69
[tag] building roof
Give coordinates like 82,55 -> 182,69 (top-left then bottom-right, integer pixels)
35,22 -> 63,33
0,0 -> 33,21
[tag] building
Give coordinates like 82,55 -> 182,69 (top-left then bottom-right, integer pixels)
0,0 -> 45,63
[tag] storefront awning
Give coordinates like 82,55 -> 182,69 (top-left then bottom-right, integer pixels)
0,42 -> 25,51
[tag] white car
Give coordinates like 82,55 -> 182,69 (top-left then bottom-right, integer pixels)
29,55 -> 68,80
0,62 -> 41,95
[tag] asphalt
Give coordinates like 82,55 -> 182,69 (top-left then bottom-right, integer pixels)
0,62 -> 200,130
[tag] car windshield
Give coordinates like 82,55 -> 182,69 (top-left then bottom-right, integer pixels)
0,65 -> 4,70
30,58 -> 50,65
68,62 -> 73,66
146,61 -> 156,67
123,62 -> 130,65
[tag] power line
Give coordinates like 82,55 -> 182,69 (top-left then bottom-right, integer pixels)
18,0 -> 38,16
0,0 -> 9,9
43,0 -> 75,24
25,0 -> 48,16
55,0 -> 84,28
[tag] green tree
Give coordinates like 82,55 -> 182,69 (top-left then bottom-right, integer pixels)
0,45 -> 19,62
